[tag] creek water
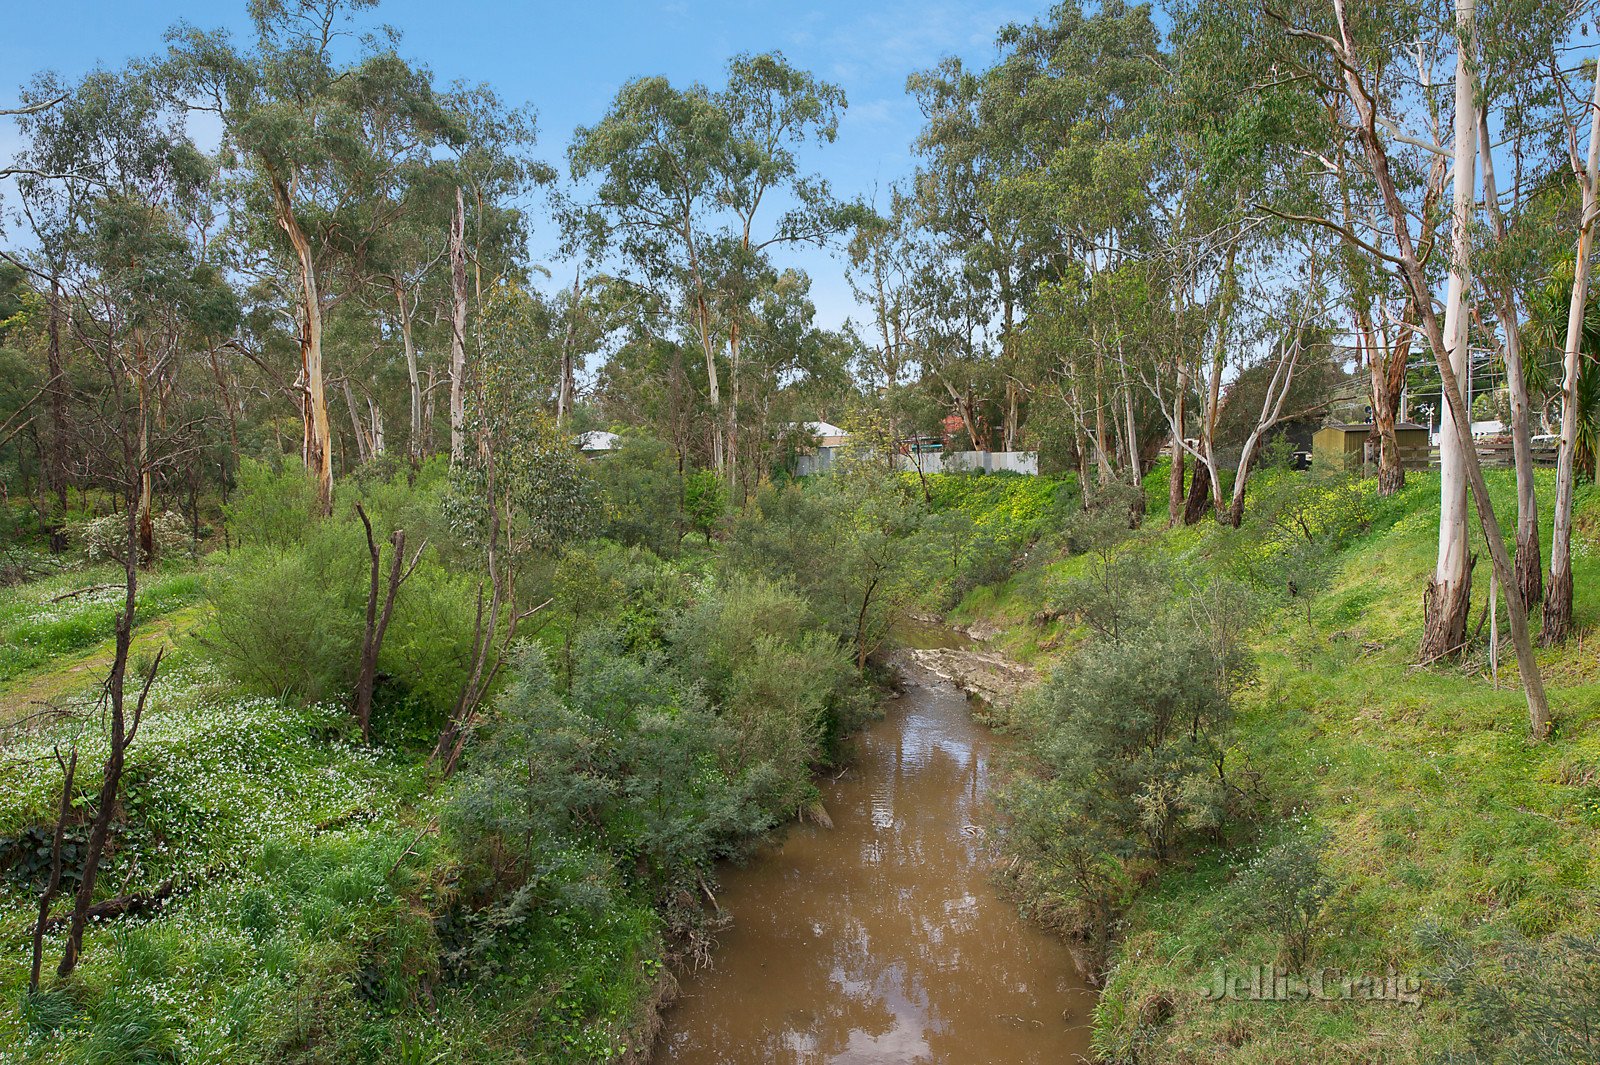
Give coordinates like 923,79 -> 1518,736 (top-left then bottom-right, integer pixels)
652,624 -> 1095,1064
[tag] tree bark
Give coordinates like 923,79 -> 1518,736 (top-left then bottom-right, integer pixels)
29,748 -> 76,993
557,273 -> 580,426
343,379 -> 371,465
270,174 -> 334,515
395,284 -> 422,462
448,187 -> 469,468
354,504 -> 423,743
135,328 -> 155,569
59,490 -> 159,976
45,279 -> 68,550
1358,317 -> 1411,495
1479,110 -> 1543,611
1421,10 -> 1478,662
1183,459 -> 1212,525
1168,363 -> 1187,527
1543,57 -> 1600,645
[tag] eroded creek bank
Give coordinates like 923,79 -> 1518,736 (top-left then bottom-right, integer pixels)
651,623 -> 1092,1064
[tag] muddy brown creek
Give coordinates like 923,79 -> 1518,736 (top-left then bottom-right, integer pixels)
652,626 -> 1095,1064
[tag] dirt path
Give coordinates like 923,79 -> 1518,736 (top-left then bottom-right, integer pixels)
0,605 -> 204,727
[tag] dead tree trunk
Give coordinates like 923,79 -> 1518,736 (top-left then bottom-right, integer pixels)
58,494 -> 161,978
29,747 -> 76,993
354,503 -> 426,743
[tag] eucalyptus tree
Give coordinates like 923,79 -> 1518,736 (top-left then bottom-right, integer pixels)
844,189 -> 927,442
1541,42 -> 1600,644
722,264 -> 854,491
434,277 -> 595,774
1266,0 -> 1552,736
1231,0 -> 1473,656
1471,0 -> 1578,613
8,64 -> 235,563
167,0 -> 462,512
1218,260 -> 1335,526
907,55 -> 1038,452
569,52 -> 854,483
351,136 -> 457,464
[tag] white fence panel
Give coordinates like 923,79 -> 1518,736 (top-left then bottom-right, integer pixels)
893,450 -> 1038,475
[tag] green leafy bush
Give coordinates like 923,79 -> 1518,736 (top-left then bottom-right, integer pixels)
593,434 -> 686,555
1236,827 -> 1337,972
204,469 -> 477,729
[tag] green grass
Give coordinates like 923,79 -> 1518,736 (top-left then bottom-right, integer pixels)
0,563 -> 205,684
0,551 -> 680,1065
954,466 -> 1600,1062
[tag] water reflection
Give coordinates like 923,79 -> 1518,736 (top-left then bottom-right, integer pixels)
653,653 -> 1094,1064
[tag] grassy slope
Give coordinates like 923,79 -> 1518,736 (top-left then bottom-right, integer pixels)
0,563 -> 205,700
951,466 -> 1600,1062
0,559 -> 664,1064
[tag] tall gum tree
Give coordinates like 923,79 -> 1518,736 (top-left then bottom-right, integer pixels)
569,53 -> 854,484
1313,0 -> 1552,736
167,0 -> 458,512
1542,54 -> 1600,644
1425,0 -> 1480,662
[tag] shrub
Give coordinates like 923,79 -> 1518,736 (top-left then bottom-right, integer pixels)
203,488 -> 475,727
1425,928 -> 1600,1063
997,556 -> 1255,981
223,458 -> 319,550
446,642 -> 779,926
75,509 -> 192,564
668,574 -> 868,771
203,536 -> 364,705
1238,827 -> 1337,972
593,434 -> 686,555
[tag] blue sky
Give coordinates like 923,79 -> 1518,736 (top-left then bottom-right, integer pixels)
1,0 -> 1040,329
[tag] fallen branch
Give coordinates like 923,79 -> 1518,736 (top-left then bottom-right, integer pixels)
386,815 -> 440,879
41,877 -> 175,931
49,584 -> 120,603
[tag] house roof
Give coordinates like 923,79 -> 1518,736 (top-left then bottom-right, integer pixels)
803,421 -> 848,438
576,430 -> 619,451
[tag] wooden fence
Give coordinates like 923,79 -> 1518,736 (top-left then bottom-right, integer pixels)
1426,440 -> 1559,468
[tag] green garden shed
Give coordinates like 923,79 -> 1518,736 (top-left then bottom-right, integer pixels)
1312,422 -> 1430,474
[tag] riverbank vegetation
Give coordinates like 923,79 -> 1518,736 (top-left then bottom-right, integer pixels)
6,0 -> 1600,1060
0,455 -> 1073,1062
961,463 -> 1600,1063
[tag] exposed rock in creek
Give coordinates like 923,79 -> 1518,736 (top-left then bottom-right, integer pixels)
952,618 -> 1004,642
908,647 -> 1039,709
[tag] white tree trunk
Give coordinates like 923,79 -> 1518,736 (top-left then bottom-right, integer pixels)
1544,58 -> 1600,644
448,186 -> 468,468
396,285 -> 421,460
1423,5 -> 1478,660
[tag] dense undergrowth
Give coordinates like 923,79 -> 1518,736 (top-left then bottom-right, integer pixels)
953,461 -> 1600,1063
17,452 -> 1591,1064
0,455 -> 1071,1064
